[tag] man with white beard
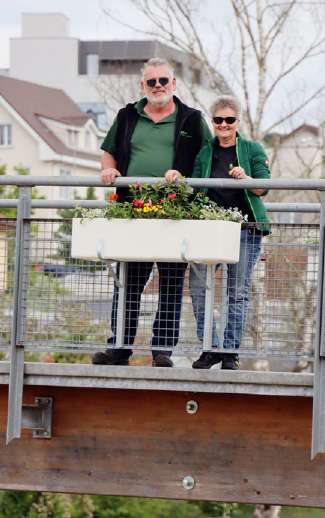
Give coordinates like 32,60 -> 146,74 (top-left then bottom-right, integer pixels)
92,57 -> 211,368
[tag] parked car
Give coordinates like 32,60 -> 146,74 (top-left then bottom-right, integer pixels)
33,263 -> 81,278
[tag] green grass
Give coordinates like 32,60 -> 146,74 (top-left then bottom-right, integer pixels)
282,507 -> 325,517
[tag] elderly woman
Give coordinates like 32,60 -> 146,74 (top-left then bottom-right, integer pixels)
190,95 -> 270,370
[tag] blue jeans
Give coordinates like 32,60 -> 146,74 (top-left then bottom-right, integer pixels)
189,228 -> 262,350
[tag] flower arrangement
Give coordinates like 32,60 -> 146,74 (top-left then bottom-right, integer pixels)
74,180 -> 246,223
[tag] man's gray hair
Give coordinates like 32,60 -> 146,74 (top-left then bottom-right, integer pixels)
141,58 -> 174,78
211,95 -> 241,117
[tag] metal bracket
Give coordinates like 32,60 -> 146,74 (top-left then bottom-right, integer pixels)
181,238 -> 212,290
21,397 -> 53,439
96,241 -> 123,288
180,239 -> 190,263
106,262 -> 123,288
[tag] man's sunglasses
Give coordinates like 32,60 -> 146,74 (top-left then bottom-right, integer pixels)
212,116 -> 237,124
146,77 -> 170,88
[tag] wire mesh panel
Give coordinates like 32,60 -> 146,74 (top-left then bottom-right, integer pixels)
21,219 -> 111,353
257,223 -> 318,360
0,219 -> 16,351
21,219 -> 319,364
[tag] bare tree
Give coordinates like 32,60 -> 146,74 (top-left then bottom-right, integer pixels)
230,0 -> 325,141
101,0 -> 325,139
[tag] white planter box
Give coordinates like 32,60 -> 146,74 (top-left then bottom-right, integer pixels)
71,218 -> 241,264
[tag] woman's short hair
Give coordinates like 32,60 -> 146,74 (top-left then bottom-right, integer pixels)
141,58 -> 174,78
211,95 -> 241,117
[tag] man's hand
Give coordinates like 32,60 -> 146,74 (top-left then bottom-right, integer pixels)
165,169 -> 182,183
100,168 -> 121,185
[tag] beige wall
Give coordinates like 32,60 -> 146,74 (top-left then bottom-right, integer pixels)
11,38 -> 80,91
0,103 -> 102,218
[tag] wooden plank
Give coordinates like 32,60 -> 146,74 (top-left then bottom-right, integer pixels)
0,384 -> 324,506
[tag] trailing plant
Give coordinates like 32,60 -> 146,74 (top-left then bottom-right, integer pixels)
74,180 -> 246,223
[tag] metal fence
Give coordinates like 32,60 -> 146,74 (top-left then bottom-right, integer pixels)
0,219 -> 16,350
0,219 -> 316,368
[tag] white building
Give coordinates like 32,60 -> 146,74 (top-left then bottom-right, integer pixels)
0,75 -> 105,206
8,13 -> 216,126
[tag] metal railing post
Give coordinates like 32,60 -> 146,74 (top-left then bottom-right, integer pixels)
311,191 -> 325,458
115,262 -> 127,348
202,265 -> 215,351
219,264 -> 228,344
6,187 -> 31,444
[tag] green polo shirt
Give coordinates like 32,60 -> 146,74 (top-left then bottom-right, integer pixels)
101,98 -> 212,177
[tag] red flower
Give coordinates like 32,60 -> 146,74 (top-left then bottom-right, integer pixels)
107,192 -> 118,202
132,198 -> 144,208
168,193 -> 177,199
160,198 -> 166,203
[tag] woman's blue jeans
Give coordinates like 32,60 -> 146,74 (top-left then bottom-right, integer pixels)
189,228 -> 262,350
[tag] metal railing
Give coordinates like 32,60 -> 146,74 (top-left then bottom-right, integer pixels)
0,219 -> 316,363
0,175 -> 325,458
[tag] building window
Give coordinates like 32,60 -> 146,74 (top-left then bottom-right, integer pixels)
59,169 -> 72,200
85,130 -> 91,149
67,129 -> 79,148
87,54 -> 99,76
0,124 -> 12,146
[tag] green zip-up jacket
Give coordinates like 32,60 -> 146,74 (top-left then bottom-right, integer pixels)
192,133 -> 271,233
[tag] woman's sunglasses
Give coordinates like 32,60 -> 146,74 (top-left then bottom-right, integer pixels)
146,77 -> 170,88
212,116 -> 237,124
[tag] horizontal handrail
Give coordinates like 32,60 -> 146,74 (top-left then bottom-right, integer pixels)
1,175 -> 325,190
0,200 -> 321,213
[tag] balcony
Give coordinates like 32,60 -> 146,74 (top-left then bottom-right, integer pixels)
0,176 -> 325,506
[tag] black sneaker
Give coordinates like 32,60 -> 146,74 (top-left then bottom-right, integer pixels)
222,353 -> 239,370
152,354 -> 173,367
92,350 -> 129,366
192,352 -> 223,369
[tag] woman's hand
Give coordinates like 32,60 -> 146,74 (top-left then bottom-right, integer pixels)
229,166 -> 248,180
229,166 -> 266,196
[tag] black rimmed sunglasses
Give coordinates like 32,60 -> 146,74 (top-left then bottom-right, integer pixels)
146,77 -> 170,87
212,116 -> 237,124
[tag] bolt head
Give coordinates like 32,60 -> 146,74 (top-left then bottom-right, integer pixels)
182,476 -> 195,490
186,400 -> 199,414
